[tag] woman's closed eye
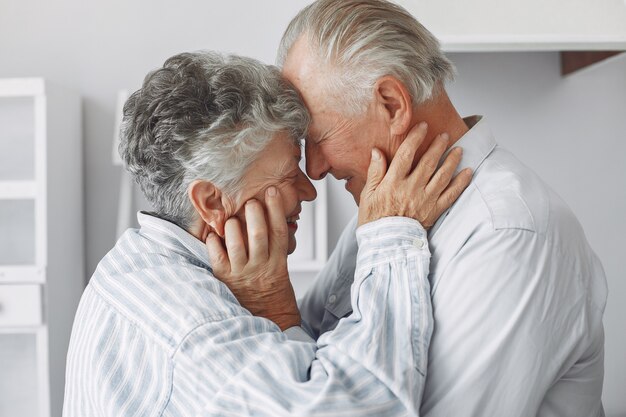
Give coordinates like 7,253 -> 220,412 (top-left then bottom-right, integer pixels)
279,171 -> 299,184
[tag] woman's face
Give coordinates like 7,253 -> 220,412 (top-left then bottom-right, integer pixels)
229,133 -> 317,254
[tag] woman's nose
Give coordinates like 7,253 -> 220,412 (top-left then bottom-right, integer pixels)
298,173 -> 317,202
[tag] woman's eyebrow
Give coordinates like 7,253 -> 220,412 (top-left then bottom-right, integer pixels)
268,158 -> 297,180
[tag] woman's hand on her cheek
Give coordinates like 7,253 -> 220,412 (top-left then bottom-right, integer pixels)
206,187 -> 301,331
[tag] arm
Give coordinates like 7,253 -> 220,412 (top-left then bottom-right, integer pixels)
202,123 -> 472,415
180,217 -> 430,416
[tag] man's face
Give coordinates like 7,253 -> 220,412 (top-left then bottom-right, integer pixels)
282,37 -> 391,204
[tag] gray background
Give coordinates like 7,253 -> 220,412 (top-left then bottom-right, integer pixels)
1,0 -> 624,415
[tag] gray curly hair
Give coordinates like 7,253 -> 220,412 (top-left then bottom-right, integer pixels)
277,0 -> 455,114
119,51 -> 310,229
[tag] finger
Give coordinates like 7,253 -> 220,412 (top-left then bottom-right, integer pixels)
206,232 -> 230,276
245,199 -> 269,264
224,217 -> 248,273
361,148 -> 387,198
386,121 -> 428,180
435,167 -> 473,213
265,186 -> 288,256
424,146 -> 463,197
412,133 -> 449,186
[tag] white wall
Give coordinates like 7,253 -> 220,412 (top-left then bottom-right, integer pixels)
1,0 -> 624,415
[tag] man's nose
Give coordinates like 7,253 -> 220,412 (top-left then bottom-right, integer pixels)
298,173 -> 317,202
305,140 -> 329,180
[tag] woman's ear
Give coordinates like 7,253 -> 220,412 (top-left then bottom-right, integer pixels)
374,75 -> 413,137
188,180 -> 227,237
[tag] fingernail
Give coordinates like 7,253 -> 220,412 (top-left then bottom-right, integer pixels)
267,186 -> 277,197
420,121 -> 428,129
441,133 -> 449,142
371,148 -> 380,161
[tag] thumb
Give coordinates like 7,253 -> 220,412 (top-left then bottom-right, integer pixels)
363,148 -> 387,196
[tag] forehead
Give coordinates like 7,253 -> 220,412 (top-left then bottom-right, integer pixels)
233,135 -> 301,203
282,37 -> 328,115
253,134 -> 301,172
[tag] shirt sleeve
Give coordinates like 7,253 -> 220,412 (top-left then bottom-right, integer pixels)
169,217 -> 432,417
284,326 -> 315,343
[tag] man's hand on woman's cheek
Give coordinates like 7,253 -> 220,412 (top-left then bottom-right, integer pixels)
206,187 -> 301,331
358,122 -> 473,227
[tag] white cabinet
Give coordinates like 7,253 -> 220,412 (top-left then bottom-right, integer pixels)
395,0 -> 626,51
0,285 -> 42,327
0,78 -> 84,417
0,331 -> 44,417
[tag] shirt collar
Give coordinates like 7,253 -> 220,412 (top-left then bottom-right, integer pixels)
136,211 -> 212,270
429,115 -> 497,235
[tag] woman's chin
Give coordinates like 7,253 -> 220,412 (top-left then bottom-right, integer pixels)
287,236 -> 297,255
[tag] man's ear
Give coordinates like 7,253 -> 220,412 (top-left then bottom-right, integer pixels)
374,75 -> 413,136
188,180 -> 227,237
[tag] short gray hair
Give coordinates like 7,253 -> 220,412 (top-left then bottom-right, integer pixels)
277,0 -> 455,114
119,51 -> 310,229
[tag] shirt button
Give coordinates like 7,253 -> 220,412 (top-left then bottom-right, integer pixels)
328,294 -> 337,304
413,238 -> 425,249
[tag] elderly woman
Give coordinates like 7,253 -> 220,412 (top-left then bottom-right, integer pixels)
63,51 -> 468,417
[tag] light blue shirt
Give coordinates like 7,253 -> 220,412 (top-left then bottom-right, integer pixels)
63,212 -> 433,416
300,116 -> 608,417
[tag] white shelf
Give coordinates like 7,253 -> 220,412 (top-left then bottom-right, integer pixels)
0,325 -> 45,334
440,35 -> 626,53
0,78 -> 45,97
395,0 -> 626,51
0,329 -> 49,417
0,96 -> 36,181
0,77 -> 83,417
0,266 -> 44,284
0,199 -> 36,266
0,284 -> 42,326
0,181 -> 37,199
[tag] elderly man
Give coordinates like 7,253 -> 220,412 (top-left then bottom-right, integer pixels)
63,51 -> 470,416
272,1 -> 608,416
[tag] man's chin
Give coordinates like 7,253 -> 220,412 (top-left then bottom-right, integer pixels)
350,187 -> 363,206
345,178 -> 364,205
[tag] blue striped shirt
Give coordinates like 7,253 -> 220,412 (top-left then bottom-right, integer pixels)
63,212 -> 433,416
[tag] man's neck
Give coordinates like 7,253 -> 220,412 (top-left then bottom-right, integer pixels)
411,89 -> 469,159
